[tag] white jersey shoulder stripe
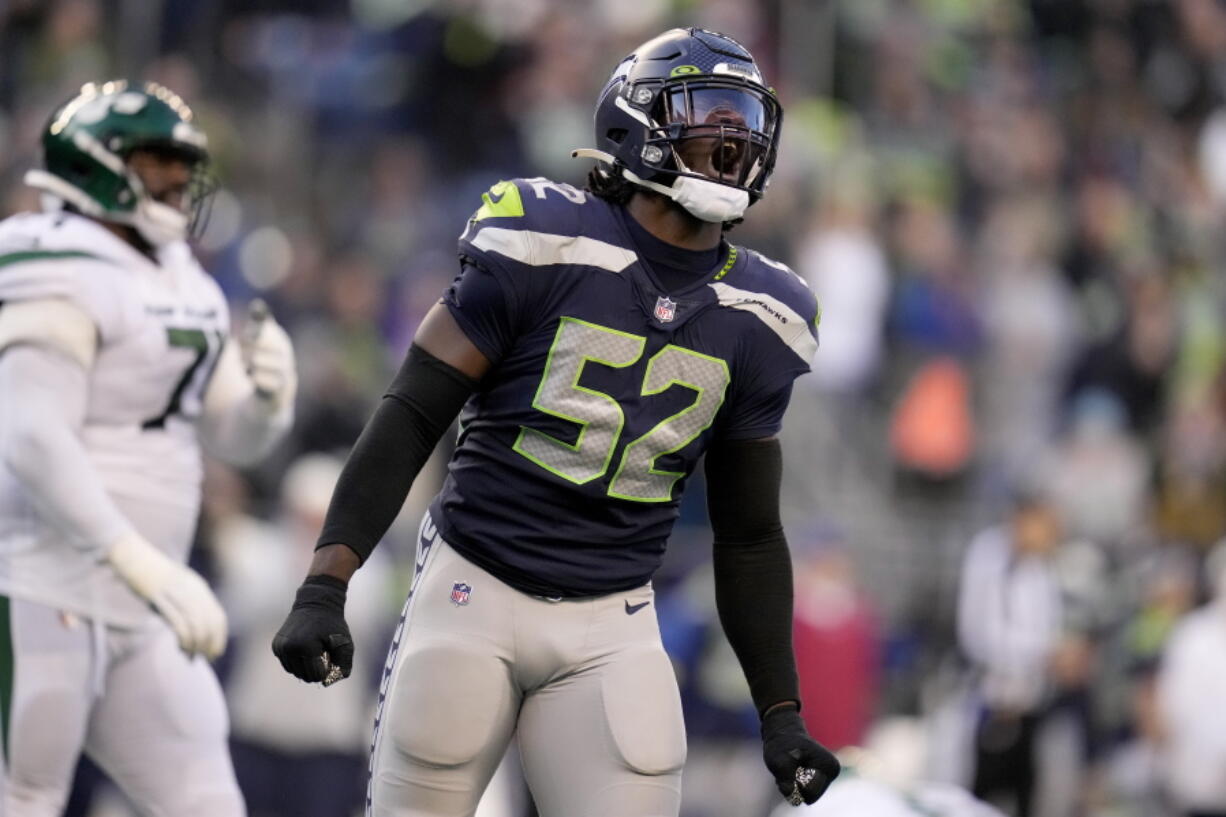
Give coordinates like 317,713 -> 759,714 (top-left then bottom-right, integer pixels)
0,248 -> 109,268
708,281 -> 818,365
470,227 -> 638,273
0,253 -> 127,309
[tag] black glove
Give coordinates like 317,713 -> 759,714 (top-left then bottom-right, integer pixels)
271,575 -> 354,685
761,706 -> 840,806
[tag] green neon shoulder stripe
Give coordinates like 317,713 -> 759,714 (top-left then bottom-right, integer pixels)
0,249 -> 102,269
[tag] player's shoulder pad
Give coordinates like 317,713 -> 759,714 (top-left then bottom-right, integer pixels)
709,247 -> 820,367
0,212 -> 131,338
467,177 -> 594,231
458,177 -> 636,275
0,298 -> 97,369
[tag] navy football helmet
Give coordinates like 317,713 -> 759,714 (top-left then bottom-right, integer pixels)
574,28 -> 783,222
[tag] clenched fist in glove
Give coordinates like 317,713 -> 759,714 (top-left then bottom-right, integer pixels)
106,532 -> 228,659
200,300 -> 296,467
761,705 -> 840,807
241,300 -> 296,409
272,575 -> 354,686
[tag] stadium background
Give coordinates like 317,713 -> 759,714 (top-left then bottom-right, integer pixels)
4,0 -> 1226,815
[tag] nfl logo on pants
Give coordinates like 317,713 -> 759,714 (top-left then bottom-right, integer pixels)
450,581 -> 472,606
654,296 -> 676,323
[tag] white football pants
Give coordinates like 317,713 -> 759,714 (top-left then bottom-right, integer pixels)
367,513 -> 686,817
0,596 -> 244,817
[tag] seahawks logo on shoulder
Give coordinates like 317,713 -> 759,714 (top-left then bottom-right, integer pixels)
470,178 -> 588,223
471,180 -> 525,222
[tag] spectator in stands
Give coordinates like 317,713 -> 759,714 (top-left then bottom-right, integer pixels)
957,491 -> 1090,817
1156,541 -> 1226,817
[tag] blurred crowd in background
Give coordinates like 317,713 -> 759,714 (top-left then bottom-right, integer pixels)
5,0 -> 1226,815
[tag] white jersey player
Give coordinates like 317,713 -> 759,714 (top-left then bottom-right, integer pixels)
769,775 -> 1007,817
769,721 -> 1007,817
0,81 -> 296,817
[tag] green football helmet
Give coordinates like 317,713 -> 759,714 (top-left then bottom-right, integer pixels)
24,80 -> 216,246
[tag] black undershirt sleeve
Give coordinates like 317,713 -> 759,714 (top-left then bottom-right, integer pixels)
315,343 -> 479,564
705,436 -> 801,718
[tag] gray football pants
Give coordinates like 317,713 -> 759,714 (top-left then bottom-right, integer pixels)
0,596 -> 244,817
367,513 -> 686,817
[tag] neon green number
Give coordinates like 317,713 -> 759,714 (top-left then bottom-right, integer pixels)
513,318 -> 645,484
608,346 -> 730,502
515,319 -> 730,501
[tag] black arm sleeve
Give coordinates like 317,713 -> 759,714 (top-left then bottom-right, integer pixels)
315,344 -> 479,563
705,436 -> 800,718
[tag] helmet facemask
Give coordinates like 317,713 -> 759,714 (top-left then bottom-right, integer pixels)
585,78 -> 782,224
648,79 -> 780,196
576,28 -> 785,224
124,143 -> 218,246
628,78 -> 780,223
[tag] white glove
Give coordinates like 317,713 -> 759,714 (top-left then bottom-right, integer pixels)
105,533 -> 228,659
242,301 -> 297,410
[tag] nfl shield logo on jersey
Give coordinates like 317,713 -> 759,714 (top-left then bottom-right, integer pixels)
449,581 -> 472,606
654,296 -> 677,323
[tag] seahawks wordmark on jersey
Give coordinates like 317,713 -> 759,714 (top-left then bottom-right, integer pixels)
431,178 -> 819,597
0,211 -> 227,626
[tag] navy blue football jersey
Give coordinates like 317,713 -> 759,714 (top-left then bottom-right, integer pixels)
428,177 -> 819,597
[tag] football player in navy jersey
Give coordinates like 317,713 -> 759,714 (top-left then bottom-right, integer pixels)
273,27 -> 839,816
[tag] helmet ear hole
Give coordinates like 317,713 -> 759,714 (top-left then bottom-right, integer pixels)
607,128 -> 628,144
65,157 -> 93,185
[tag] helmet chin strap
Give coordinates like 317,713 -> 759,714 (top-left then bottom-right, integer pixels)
124,168 -> 189,246
571,148 -> 749,224
646,174 -> 749,224
129,198 -> 188,247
